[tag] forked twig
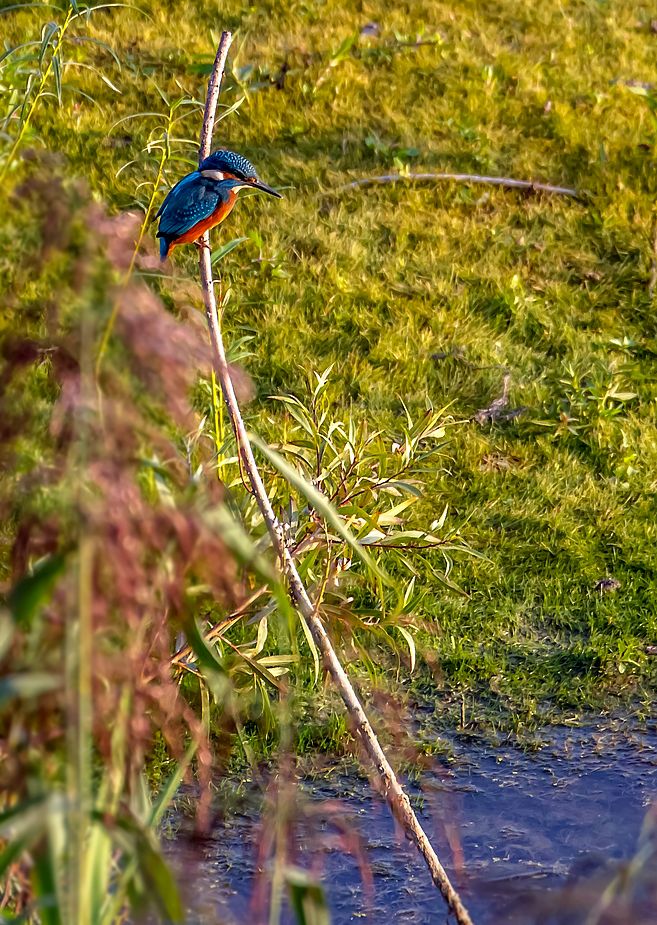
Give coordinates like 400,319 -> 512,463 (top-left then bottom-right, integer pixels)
196,32 -> 474,925
336,171 -> 580,198
473,373 -> 527,425
171,585 -> 267,667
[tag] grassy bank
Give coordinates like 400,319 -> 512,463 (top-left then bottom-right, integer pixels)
3,0 -> 657,743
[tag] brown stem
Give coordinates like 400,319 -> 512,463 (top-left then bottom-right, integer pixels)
336,171 -> 580,198
199,39 -> 232,161
649,212 -> 657,298
196,31 -> 474,925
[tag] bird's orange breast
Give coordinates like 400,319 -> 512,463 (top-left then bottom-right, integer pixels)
169,191 -> 237,249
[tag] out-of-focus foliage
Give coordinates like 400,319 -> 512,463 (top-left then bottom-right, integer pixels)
0,171 -> 241,921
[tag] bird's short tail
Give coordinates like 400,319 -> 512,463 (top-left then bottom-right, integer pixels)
158,236 -> 170,262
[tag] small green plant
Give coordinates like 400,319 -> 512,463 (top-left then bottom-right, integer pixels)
548,359 -> 637,442
95,91 -> 204,369
0,1 -> 123,184
193,365 -> 476,689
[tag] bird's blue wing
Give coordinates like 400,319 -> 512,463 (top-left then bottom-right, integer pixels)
155,171 -> 196,219
156,173 -> 221,237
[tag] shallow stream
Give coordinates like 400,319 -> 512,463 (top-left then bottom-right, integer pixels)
170,721 -> 657,924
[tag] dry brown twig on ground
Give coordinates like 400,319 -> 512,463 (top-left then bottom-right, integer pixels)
336,171 -> 580,198
194,30 -> 475,925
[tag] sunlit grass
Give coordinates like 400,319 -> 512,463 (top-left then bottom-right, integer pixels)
2,0 -> 657,731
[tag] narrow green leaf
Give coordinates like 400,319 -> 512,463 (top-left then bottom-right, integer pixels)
32,842 -> 62,925
396,625 -> 416,672
52,52 -> 61,104
255,613 -> 268,654
257,654 -> 298,666
182,618 -> 228,686
330,33 -> 357,66
313,364 -> 335,397
211,236 -> 248,264
70,3 -> 141,22
227,640 -> 285,690
85,821 -> 114,921
0,41 -> 41,66
103,814 -> 183,923
202,506 -> 276,582
0,829 -> 37,878
136,838 -> 184,923
8,553 -> 66,627
200,678 -> 210,736
376,497 -> 417,525
214,94 -> 245,123
286,866 -> 331,925
250,434 -> 393,586
0,795 -> 50,878
98,72 -> 121,94
298,614 -> 320,685
370,530 -> 445,546
38,22 -> 58,69
0,795 -> 48,831
149,741 -> 197,827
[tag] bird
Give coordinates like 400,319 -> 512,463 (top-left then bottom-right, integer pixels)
156,148 -> 282,261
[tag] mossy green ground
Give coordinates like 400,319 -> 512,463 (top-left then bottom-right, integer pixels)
3,0 -> 657,733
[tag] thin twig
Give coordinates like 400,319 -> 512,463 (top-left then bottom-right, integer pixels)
335,171 -> 580,198
649,213 -> 657,298
196,31 -> 474,925
199,38 -> 232,162
171,585 -> 267,666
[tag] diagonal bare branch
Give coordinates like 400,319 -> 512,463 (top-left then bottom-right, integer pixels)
195,31 -> 474,925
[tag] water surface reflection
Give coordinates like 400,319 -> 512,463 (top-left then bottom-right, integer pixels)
170,722 -> 657,924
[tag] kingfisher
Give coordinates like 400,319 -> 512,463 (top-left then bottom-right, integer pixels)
156,148 -> 282,261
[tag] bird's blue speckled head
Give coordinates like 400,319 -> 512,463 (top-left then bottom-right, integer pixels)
200,149 -> 258,180
198,149 -> 282,198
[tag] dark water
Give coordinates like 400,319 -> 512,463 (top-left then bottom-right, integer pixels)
169,722 -> 657,924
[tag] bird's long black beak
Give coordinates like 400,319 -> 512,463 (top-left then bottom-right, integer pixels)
251,178 -> 283,198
